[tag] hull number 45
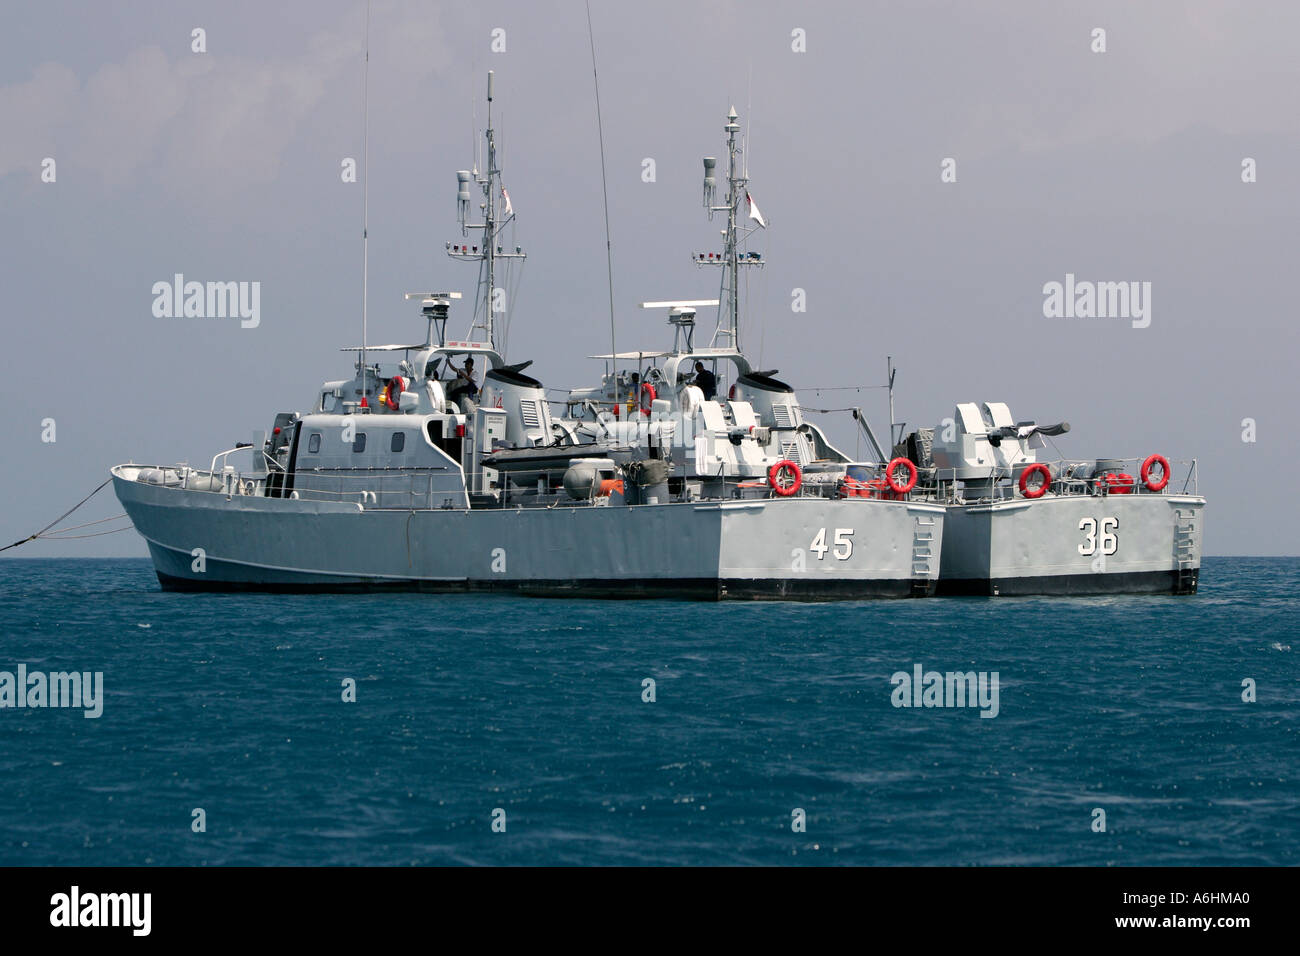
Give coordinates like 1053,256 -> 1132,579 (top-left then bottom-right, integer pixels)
1078,517 -> 1119,556
811,528 -> 854,560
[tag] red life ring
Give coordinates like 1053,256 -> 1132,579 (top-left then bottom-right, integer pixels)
768,459 -> 802,496
639,382 -> 656,416
383,376 -> 406,410
1141,453 -> 1170,492
885,457 -> 918,495
728,383 -> 737,401
1018,462 -> 1052,498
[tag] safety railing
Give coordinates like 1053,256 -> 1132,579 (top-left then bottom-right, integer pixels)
150,465 -> 468,511
285,469 -> 468,510
151,453 -> 1196,512
209,443 -> 279,477
923,455 -> 1199,503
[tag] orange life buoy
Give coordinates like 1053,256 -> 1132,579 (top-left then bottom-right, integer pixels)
865,477 -> 892,499
640,382 -> 656,416
1019,462 -> 1052,499
1141,453 -> 1170,492
885,457 -> 918,495
1101,472 -> 1135,495
768,459 -> 802,497
383,376 -> 406,410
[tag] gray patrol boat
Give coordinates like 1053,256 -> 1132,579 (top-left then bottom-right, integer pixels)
892,405 -> 1205,595
111,80 -> 945,599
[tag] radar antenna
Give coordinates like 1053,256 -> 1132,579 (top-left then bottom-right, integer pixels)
404,291 -> 464,348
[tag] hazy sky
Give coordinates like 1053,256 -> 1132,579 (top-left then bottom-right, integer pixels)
2,0 -> 1297,556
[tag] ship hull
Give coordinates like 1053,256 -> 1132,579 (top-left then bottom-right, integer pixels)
112,467 -> 945,601
937,493 -> 1205,596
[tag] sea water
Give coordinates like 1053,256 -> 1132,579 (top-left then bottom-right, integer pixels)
0,557 -> 1294,865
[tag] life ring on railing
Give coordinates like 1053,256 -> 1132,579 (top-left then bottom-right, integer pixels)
383,376 -> 406,411
1141,453 -> 1170,492
1018,462 -> 1052,499
768,459 -> 802,497
639,382 -> 656,416
885,457 -> 918,495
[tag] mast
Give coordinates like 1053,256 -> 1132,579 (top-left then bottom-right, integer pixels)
698,106 -> 763,351
449,71 -> 526,351
483,71 -> 497,345
725,107 -> 740,347
358,0 -> 371,405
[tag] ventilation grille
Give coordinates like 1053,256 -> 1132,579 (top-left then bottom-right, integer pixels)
520,399 -> 540,429
772,403 -> 793,428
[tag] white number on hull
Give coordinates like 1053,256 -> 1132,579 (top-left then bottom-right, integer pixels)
810,527 -> 854,560
1078,516 -> 1119,556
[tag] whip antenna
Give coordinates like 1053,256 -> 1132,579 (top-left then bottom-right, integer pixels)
359,0 -> 372,404
585,1 -> 619,416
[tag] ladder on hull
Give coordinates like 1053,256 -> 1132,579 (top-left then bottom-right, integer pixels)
1173,508 -> 1199,595
911,514 -> 936,596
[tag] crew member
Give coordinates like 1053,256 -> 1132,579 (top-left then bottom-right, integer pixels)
692,361 -> 717,401
447,356 -> 479,404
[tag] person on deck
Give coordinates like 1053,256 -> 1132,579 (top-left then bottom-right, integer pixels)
692,361 -> 717,401
447,356 -> 479,404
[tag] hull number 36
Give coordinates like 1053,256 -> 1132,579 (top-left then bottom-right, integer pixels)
811,527 -> 854,560
1078,517 -> 1119,556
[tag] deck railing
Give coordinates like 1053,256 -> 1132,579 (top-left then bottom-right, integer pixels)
132,453 -> 1197,511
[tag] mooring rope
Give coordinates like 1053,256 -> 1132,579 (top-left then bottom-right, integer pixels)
0,478 -> 116,552
28,525 -> 133,541
35,512 -> 128,534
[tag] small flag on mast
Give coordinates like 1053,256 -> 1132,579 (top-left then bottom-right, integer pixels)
746,191 -> 767,228
501,186 -> 514,218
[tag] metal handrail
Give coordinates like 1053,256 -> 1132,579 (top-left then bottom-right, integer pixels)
923,455 -> 1199,502
142,449 -> 1201,512
209,444 -> 278,476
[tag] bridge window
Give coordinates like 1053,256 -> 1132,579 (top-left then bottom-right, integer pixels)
308,433 -> 321,453
391,431 -> 406,453
352,433 -> 366,453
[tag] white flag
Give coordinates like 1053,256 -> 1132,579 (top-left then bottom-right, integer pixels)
746,191 -> 767,228
501,186 -> 514,217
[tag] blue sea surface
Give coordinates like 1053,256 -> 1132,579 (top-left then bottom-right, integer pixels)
0,556 -> 1295,866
